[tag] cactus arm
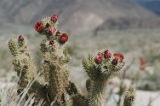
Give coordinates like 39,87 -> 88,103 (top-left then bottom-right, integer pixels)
8,37 -> 51,104
8,38 -> 37,88
48,63 -> 65,105
86,79 -> 91,92
123,87 -> 135,106
37,16 -> 70,105
88,80 -> 107,106
83,51 -> 124,106
66,81 -> 87,106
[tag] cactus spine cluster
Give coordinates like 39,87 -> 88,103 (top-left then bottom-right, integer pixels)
8,14 -> 132,106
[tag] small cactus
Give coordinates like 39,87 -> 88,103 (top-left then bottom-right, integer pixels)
82,50 -> 124,106
8,14 -> 126,106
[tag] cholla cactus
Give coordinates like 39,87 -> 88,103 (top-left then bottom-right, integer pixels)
9,14 -> 70,105
35,15 -> 70,105
8,14 -> 125,106
82,50 -> 124,106
8,35 -> 48,104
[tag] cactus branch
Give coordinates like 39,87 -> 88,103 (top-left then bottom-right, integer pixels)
123,87 -> 135,106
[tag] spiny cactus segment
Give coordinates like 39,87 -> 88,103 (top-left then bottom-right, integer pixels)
82,50 -> 124,106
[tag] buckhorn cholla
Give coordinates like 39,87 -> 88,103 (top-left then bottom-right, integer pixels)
8,14 -> 134,106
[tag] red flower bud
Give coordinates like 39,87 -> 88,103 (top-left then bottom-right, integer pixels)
47,27 -> 56,35
140,57 -> 147,65
23,65 -> 28,69
34,21 -> 44,32
94,53 -> 103,64
51,14 -> 58,23
45,23 -> 50,28
59,33 -> 68,44
56,30 -> 61,36
18,35 -> 24,41
113,53 -> 124,62
104,50 -> 111,59
112,58 -> 118,65
49,39 -> 54,45
140,66 -> 145,71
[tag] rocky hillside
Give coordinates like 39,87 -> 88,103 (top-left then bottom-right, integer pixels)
0,0 -> 160,32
